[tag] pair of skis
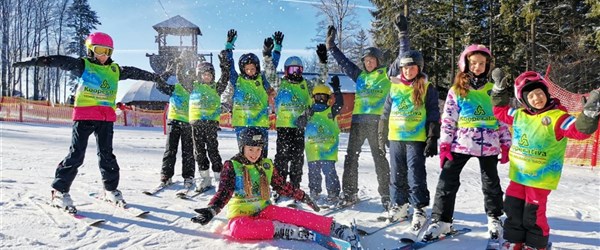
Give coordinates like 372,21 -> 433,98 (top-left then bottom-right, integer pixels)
142,181 -> 213,199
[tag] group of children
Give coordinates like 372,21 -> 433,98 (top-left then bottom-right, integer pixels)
12,14 -> 600,250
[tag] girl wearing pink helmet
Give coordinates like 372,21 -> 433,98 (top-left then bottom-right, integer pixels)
12,32 -> 166,213
491,71 -> 599,250
423,44 -> 512,241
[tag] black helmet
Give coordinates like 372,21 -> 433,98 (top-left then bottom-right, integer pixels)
238,127 -> 265,152
399,50 -> 424,72
361,47 -> 383,65
238,53 -> 260,80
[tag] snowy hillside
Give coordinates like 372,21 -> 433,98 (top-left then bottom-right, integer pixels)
1,122 -> 599,249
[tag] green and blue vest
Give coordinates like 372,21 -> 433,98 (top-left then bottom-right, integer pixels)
353,67 -> 391,115
305,107 -> 340,162
232,77 -> 269,127
167,83 -> 190,123
227,159 -> 274,219
275,79 -> 311,128
74,58 -> 119,108
388,82 -> 429,142
189,82 -> 221,121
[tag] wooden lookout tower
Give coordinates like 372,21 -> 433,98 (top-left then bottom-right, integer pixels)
146,15 -> 212,74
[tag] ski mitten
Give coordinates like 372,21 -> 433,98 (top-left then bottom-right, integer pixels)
439,143 -> 453,168
191,207 -> 216,225
225,29 -> 237,50
500,145 -> 510,164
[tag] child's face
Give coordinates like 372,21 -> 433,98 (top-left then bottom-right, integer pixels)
468,54 -> 487,76
243,64 -> 257,77
402,65 -> 419,81
243,145 -> 262,163
94,54 -> 109,64
363,56 -> 378,72
526,88 -> 548,109
200,72 -> 214,83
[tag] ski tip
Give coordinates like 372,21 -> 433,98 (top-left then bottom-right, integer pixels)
400,238 -> 415,244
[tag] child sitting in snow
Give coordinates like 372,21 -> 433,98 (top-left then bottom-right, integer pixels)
491,70 -> 600,250
191,127 -> 361,249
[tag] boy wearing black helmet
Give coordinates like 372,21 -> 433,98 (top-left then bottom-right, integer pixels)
188,52 -> 230,192
222,29 -> 282,158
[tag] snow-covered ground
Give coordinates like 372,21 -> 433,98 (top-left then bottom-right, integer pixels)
1,122 -> 599,249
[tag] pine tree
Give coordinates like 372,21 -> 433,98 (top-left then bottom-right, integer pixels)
65,0 -> 100,57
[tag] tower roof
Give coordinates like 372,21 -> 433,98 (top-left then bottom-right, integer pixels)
152,15 -> 201,36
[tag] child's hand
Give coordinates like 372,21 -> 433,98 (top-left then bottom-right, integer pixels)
263,37 -> 274,57
273,31 -> 284,51
492,68 -> 511,92
500,145 -> 510,164
439,143 -> 453,168
582,89 -> 600,118
329,75 -> 341,92
395,14 -> 408,32
424,137 -> 438,157
316,44 -> 328,64
225,29 -> 237,50
326,25 -> 336,49
191,207 -> 216,225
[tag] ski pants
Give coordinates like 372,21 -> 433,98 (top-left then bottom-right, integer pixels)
430,152 -> 504,223
308,160 -> 341,197
52,121 -> 120,192
274,127 -> 305,188
226,204 -> 333,240
161,120 -> 195,180
503,181 -> 551,249
235,126 -> 269,158
191,120 -> 223,173
389,141 -> 430,208
342,122 -> 390,199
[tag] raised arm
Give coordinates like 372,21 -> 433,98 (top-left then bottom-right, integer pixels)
216,50 -> 230,95
262,36 -> 279,92
325,25 -> 362,81
388,15 -> 411,78
13,55 -> 84,76
330,75 -> 344,118
224,29 -> 239,85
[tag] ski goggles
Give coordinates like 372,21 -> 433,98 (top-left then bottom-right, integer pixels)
313,93 -> 330,103
91,45 -> 113,56
286,66 -> 303,76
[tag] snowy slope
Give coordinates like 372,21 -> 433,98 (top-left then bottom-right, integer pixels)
1,122 -> 599,250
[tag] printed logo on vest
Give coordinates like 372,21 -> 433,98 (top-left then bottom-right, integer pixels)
474,105 -> 486,116
100,80 -> 110,89
518,134 -> 530,147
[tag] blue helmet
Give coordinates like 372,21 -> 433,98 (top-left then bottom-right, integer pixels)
238,53 -> 260,79
284,56 -> 303,68
284,56 -> 304,82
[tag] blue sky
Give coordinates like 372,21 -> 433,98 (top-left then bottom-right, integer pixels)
89,0 -> 376,73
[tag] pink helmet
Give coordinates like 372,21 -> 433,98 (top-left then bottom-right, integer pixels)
85,32 -> 113,50
458,44 -> 492,73
514,71 -> 549,104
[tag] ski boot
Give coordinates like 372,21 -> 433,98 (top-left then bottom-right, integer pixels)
104,189 -> 126,207
51,190 -> 76,213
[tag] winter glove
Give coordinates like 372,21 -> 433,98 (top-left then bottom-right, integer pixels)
301,193 -> 320,212
329,75 -> 341,93
325,25 -> 336,49
378,119 -> 389,154
439,143 -> 453,168
218,50 -> 230,69
263,37 -> 274,57
395,14 -> 408,32
499,145 -> 510,164
582,89 -> 600,118
316,43 -> 328,64
225,29 -> 237,50
191,207 -> 216,225
491,68 -> 512,92
273,31 -> 284,52
424,137 -> 438,157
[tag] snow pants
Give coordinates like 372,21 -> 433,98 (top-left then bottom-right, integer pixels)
226,204 -> 333,240
503,181 -> 551,249
389,141 -> 430,208
308,160 -> 341,197
161,120 -> 195,180
52,121 -> 120,192
191,120 -> 223,172
430,153 -> 504,223
235,126 -> 269,158
342,122 -> 390,200
274,127 -> 305,188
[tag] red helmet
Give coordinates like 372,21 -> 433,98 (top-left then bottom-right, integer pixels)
458,44 -> 492,73
514,71 -> 549,104
85,32 -> 113,50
